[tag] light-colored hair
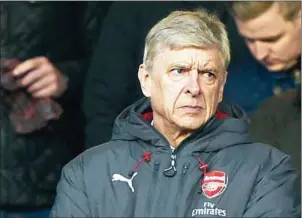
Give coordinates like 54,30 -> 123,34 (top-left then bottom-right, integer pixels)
228,1 -> 301,21
143,8 -> 231,72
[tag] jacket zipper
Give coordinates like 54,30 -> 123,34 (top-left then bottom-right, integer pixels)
163,151 -> 177,177
162,134 -> 199,176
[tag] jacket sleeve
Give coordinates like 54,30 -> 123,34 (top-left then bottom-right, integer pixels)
50,155 -> 91,218
243,153 -> 301,217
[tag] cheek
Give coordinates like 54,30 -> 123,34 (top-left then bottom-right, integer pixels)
165,86 -> 182,107
164,78 -> 185,101
286,31 -> 301,56
151,83 -> 180,112
272,33 -> 300,56
247,43 -> 256,55
204,86 -> 221,105
272,41 -> 291,55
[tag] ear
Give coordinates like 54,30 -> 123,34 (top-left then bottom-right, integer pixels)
218,71 -> 228,103
138,64 -> 151,97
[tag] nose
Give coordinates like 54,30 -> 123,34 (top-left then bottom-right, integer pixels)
185,70 -> 200,96
252,41 -> 269,61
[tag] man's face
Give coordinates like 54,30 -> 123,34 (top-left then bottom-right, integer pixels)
139,47 -> 226,132
234,4 -> 301,72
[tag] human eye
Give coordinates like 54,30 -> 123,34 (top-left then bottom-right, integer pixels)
262,36 -> 281,43
204,71 -> 216,78
200,70 -> 217,83
169,67 -> 189,80
170,67 -> 186,75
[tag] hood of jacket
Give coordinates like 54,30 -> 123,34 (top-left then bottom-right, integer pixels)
112,97 -> 252,154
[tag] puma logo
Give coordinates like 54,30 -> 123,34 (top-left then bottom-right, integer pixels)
112,172 -> 138,192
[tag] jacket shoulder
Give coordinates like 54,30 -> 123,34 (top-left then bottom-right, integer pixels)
230,142 -> 295,176
62,140 -> 131,175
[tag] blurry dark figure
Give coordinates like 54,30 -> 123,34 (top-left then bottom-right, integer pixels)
83,2 -> 228,148
249,87 -> 301,195
0,2 -> 110,217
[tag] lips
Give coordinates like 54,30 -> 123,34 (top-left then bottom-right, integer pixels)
263,61 -> 276,65
180,105 -> 203,113
262,58 -> 280,66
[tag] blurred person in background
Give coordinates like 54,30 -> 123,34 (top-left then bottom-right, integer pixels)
0,2 -> 110,218
224,1 -> 301,112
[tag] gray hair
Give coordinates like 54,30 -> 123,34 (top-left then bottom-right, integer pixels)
143,8 -> 231,72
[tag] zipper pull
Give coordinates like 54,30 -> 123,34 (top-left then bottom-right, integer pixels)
163,154 -> 177,177
154,161 -> 160,171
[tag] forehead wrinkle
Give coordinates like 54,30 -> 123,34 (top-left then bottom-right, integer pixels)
169,60 -> 193,67
157,47 -> 223,72
197,58 -> 211,69
182,56 -> 214,69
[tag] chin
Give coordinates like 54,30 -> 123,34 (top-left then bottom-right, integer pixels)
176,117 -> 205,131
265,62 -> 295,72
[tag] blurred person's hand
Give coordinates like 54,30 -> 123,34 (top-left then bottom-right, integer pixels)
12,57 -> 68,98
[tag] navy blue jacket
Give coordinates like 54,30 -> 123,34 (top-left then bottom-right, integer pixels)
224,56 -> 299,113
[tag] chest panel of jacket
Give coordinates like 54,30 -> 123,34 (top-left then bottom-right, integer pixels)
86,152 -> 259,217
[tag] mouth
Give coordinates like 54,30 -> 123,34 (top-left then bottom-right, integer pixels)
262,58 -> 281,66
263,61 -> 277,66
180,105 -> 203,113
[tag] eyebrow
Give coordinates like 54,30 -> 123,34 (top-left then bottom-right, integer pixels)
168,63 -> 219,73
168,57 -> 221,72
199,67 -> 219,73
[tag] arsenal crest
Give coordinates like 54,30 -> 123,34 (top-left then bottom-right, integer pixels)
201,170 -> 228,199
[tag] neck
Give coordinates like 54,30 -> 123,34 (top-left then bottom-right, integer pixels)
153,116 -> 192,148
